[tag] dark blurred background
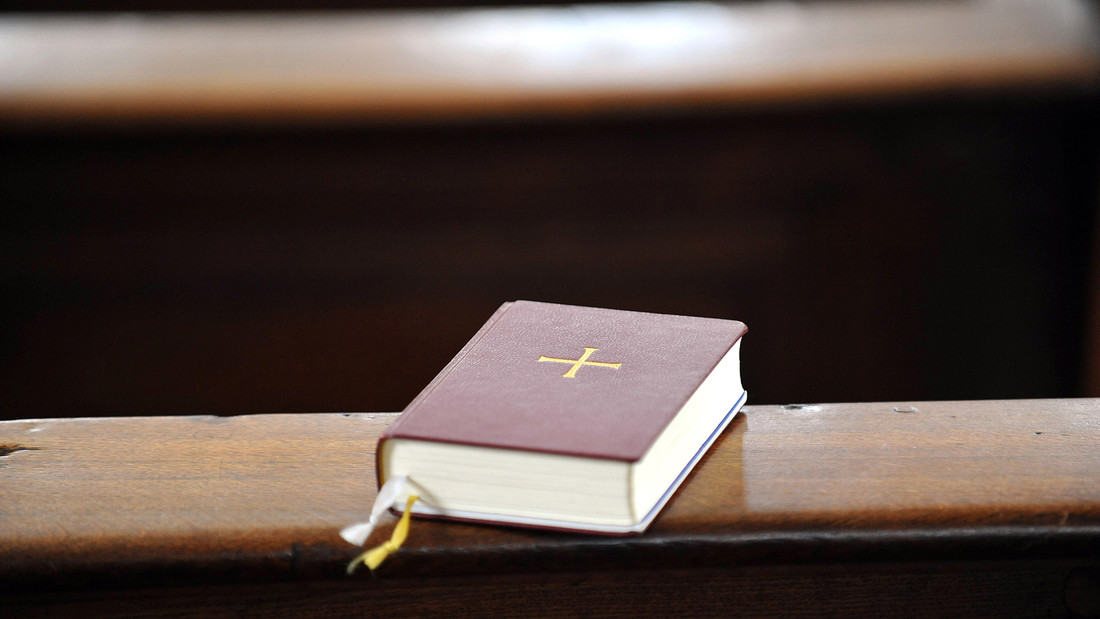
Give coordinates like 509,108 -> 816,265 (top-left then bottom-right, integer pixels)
1,0 -> 1098,419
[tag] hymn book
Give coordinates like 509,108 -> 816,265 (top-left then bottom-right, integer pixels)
377,301 -> 747,534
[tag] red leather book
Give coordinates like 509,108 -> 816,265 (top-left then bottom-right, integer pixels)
378,300 -> 747,534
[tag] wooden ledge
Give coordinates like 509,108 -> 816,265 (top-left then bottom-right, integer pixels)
0,0 -> 1098,125
2,399 -> 1099,606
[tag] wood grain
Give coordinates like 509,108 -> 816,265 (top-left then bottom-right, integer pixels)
2,400 -> 1098,609
0,0 -> 1097,124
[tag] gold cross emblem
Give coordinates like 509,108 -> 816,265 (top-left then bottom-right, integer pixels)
538,347 -> 622,378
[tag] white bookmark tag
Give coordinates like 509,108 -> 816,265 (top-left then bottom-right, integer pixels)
340,475 -> 408,547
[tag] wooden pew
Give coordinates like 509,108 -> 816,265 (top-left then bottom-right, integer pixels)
3,399 -> 1099,616
1,1 -> 1099,420
1,1 -> 1097,124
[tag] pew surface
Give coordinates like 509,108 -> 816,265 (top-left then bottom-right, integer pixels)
2,399 -> 1099,616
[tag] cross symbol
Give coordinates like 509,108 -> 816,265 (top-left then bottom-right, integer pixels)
538,347 -> 622,378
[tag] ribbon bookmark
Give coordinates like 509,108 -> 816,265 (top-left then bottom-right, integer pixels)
347,494 -> 419,574
340,475 -> 408,546
342,475 -> 420,574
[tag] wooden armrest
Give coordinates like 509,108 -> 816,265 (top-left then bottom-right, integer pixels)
2,399 -> 1099,616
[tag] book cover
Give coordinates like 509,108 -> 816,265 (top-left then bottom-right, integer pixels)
376,300 -> 747,533
382,300 -> 747,461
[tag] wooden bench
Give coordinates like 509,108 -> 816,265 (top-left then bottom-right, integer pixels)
3,399 -> 1099,616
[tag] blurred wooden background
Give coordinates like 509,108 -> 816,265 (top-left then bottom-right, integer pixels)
1,0 -> 1098,419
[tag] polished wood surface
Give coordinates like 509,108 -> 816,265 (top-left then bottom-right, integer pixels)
3,400 -> 1099,615
0,0 -> 1097,125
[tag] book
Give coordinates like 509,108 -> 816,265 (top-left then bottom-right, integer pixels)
377,300 -> 747,534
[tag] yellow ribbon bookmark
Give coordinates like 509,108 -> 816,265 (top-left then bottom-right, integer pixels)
347,494 -> 419,574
